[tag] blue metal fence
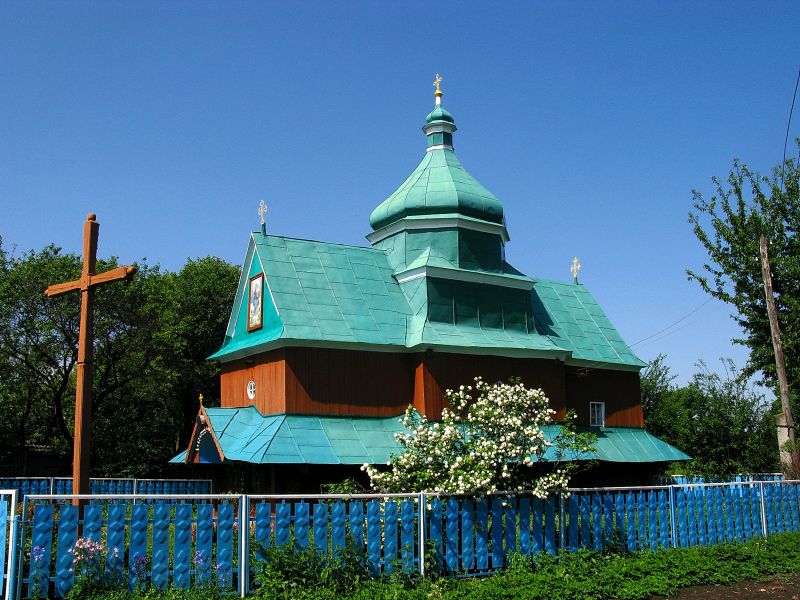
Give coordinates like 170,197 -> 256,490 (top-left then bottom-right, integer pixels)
655,473 -> 784,485
0,478 -> 212,498
4,480 -> 800,598
16,494 -> 242,599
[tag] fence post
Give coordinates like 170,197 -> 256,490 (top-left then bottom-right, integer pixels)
669,485 -> 678,548
240,495 -> 249,597
14,494 -> 28,600
418,493 -> 426,578
759,482 -> 768,537
4,490 -> 18,600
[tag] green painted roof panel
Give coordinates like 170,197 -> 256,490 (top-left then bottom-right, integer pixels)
369,148 -> 505,230
170,408 -> 689,465
210,234 -> 644,369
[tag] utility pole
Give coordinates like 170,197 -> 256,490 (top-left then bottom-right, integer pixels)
759,235 -> 796,473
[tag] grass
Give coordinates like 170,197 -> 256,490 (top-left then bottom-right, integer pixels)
70,530 -> 800,600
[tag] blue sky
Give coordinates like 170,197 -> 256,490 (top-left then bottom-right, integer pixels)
1,1 -> 798,387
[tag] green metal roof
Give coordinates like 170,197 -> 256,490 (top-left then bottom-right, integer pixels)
171,408 -> 689,465
173,407 -> 404,465
369,148 -> 505,230
369,102 -> 503,230
210,234 -> 412,360
209,232 -> 644,368
210,96 -> 645,369
425,105 -> 454,124
532,279 -> 647,367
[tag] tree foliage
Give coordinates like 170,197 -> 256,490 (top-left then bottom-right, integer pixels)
641,354 -> 777,476
688,142 -> 799,395
364,378 -> 595,496
0,239 -> 240,476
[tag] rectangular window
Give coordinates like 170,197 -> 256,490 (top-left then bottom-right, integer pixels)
590,402 -> 605,427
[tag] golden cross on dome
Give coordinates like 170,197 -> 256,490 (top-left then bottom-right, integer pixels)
433,74 -> 442,96
258,199 -> 268,235
571,257 -> 581,283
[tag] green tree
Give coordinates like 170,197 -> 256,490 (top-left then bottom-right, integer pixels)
0,238 -> 239,476
641,355 -> 777,476
688,142 -> 799,396
153,257 -> 241,449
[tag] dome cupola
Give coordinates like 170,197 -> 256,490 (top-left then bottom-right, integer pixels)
368,76 -> 505,231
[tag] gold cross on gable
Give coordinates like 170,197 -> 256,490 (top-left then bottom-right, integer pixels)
433,74 -> 442,94
44,213 -> 136,500
258,199 -> 267,225
571,257 -> 581,283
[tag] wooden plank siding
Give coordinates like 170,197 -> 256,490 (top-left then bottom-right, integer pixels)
220,349 -> 287,414
283,347 -> 413,416
219,348 -> 642,427
413,352 -> 567,420
565,366 -> 644,427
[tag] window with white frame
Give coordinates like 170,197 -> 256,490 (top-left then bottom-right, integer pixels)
590,402 -> 605,427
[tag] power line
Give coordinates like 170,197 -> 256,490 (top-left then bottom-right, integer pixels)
570,297 -> 716,377
782,68 -> 800,192
630,297 -> 713,348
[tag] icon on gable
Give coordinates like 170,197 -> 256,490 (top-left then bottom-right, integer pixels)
248,273 -> 264,332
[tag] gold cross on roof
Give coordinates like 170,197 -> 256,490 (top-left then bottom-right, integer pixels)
571,257 -> 581,283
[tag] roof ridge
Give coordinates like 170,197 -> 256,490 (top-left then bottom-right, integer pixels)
255,233 -> 387,253
258,413 -> 288,458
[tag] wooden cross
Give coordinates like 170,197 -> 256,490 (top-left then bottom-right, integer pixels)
45,213 -> 137,497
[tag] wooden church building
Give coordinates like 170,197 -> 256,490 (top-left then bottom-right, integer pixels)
172,81 -> 688,491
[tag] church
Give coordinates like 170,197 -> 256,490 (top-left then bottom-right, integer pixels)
171,78 -> 688,492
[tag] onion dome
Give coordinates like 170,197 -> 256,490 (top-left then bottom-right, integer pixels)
369,77 -> 504,231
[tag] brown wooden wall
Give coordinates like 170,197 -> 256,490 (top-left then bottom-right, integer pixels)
222,347 -> 414,416
220,347 -> 643,426
413,352 -> 567,420
220,348 -> 287,414
283,347 -> 413,416
565,366 -> 643,427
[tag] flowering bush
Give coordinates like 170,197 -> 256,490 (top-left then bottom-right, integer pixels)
364,378 -> 596,496
64,537 -> 125,599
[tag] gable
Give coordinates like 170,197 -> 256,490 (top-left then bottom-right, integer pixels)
209,236 -> 283,360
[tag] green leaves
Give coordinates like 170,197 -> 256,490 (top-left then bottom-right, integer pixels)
641,354 -> 777,476
688,142 -> 800,396
0,239 -> 239,476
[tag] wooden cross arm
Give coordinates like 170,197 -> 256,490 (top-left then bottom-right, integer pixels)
45,265 -> 137,297
91,265 -> 137,286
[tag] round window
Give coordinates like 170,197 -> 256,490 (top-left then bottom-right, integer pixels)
246,380 -> 256,400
